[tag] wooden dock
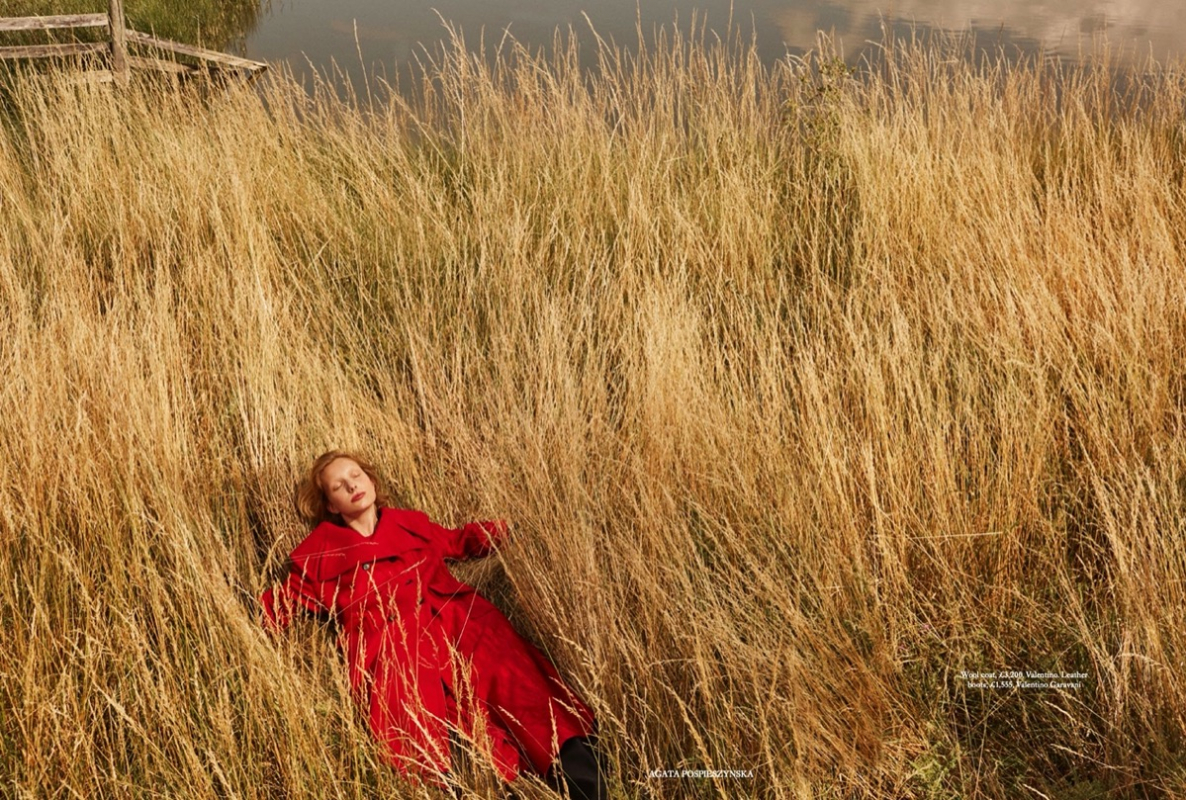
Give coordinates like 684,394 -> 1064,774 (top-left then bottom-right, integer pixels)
0,0 -> 267,83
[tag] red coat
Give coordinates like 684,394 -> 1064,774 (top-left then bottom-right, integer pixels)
260,507 -> 596,787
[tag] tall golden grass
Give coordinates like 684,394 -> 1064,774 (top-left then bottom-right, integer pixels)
2,22 -> 1185,799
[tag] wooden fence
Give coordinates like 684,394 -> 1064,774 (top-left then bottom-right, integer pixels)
0,0 -> 267,82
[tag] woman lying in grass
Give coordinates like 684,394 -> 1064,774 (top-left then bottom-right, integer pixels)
261,450 -> 606,799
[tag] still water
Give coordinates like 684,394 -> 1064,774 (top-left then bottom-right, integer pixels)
240,0 -> 1185,87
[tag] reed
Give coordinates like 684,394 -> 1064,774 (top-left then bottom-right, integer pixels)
1,22 -> 1185,799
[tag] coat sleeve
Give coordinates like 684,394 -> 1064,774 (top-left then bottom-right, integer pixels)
420,513 -> 510,562
260,561 -> 329,633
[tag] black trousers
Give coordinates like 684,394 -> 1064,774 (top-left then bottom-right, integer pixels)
447,730 -> 608,800
545,735 -> 608,800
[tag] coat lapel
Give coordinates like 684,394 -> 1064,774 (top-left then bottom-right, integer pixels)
289,508 -> 432,583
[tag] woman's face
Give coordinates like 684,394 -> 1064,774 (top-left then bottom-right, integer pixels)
320,457 -> 377,518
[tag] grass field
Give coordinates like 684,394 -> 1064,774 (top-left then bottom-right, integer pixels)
1,23 -> 1185,800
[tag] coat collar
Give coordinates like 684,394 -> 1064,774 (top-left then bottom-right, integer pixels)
290,507 -> 430,582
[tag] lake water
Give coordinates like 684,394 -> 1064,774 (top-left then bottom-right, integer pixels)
241,0 -> 1186,88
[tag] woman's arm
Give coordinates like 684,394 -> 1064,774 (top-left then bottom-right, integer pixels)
421,513 -> 510,562
260,562 -> 328,633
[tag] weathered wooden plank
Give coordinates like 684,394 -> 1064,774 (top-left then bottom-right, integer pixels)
48,70 -> 118,84
31,64 -> 191,84
127,55 -> 193,75
0,42 -> 106,60
30,72 -> 117,87
125,30 -> 266,72
0,14 -> 109,32
108,0 -> 127,76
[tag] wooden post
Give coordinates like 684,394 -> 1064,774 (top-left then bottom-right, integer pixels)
107,0 -> 127,79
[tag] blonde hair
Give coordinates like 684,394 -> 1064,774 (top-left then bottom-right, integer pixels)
295,450 -> 392,526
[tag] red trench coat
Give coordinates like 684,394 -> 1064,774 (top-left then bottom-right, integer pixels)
260,507 -> 596,787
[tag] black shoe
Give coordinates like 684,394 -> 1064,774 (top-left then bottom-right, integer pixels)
545,736 -> 607,800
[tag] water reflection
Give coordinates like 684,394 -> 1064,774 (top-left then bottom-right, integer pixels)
765,0 -> 1184,62
7,0 -> 1180,76
244,0 -> 1186,91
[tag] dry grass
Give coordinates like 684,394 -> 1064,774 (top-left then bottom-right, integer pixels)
2,22 -> 1186,800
